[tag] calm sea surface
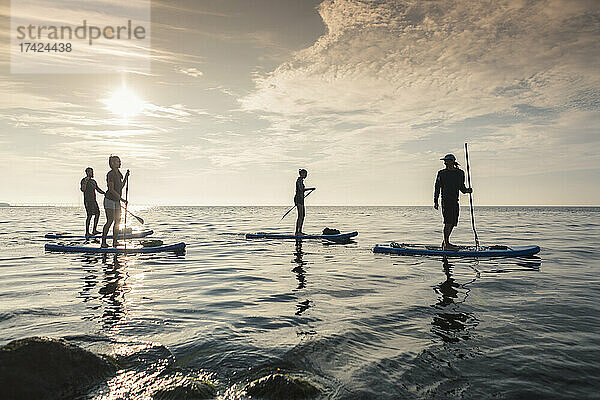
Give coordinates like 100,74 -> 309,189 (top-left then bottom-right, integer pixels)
1,206 -> 599,399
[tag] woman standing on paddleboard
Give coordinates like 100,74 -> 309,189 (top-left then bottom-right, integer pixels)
295,169 -> 315,235
101,155 -> 129,248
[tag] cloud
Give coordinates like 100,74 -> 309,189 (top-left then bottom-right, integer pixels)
142,103 -> 208,120
239,0 -> 600,173
152,1 -> 231,18
176,67 -> 204,77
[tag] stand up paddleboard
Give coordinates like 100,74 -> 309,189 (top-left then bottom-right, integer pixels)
44,230 -> 154,240
246,231 -> 358,241
45,242 -> 185,254
373,243 -> 540,257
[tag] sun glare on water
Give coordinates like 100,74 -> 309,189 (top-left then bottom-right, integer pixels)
104,87 -> 145,119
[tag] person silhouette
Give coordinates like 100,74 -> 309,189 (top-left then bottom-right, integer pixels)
434,154 -> 472,250
80,167 -> 105,238
100,156 -> 129,248
294,169 -> 315,236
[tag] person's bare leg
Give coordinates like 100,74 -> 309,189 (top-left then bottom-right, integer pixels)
442,224 -> 448,249
85,214 -> 92,237
295,205 -> 305,235
443,224 -> 456,249
112,208 -> 121,247
92,213 -> 100,235
102,208 -> 114,247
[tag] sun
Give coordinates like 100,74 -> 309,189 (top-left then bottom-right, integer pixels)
103,87 -> 145,118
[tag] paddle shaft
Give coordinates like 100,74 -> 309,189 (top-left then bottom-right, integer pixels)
124,177 -> 128,227
124,174 -> 129,246
464,143 -> 480,249
280,188 -> 315,221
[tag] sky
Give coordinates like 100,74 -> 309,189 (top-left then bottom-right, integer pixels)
0,0 -> 598,205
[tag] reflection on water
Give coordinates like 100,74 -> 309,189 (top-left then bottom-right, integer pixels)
431,258 -> 478,343
486,257 -> 542,273
292,240 -> 311,316
292,240 -> 307,290
78,254 -> 130,333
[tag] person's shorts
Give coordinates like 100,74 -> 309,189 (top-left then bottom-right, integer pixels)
103,198 -> 120,211
442,201 -> 459,226
294,195 -> 304,206
84,201 -> 100,216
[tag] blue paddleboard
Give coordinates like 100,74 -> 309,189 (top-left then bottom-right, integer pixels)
246,231 -> 358,241
373,244 -> 540,257
45,242 -> 185,254
44,230 -> 154,240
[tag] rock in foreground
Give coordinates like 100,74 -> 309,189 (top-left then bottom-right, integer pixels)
245,373 -> 321,399
0,337 -> 117,400
153,373 -> 216,400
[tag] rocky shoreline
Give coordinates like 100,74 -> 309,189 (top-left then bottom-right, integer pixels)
0,337 -> 322,400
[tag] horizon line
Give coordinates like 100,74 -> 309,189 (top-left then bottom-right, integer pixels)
2,204 -> 599,208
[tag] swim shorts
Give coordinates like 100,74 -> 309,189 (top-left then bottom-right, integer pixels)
442,201 -> 459,226
103,197 -> 120,210
84,200 -> 100,216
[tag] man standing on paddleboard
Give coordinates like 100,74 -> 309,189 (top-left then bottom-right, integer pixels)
295,169 -> 315,235
80,167 -> 105,238
434,154 -> 472,250
101,155 -> 129,248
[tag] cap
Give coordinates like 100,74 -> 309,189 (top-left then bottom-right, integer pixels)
440,154 -> 456,162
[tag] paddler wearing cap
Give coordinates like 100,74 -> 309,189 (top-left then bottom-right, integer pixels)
434,153 -> 473,250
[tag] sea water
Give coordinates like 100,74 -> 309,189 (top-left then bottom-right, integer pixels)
0,206 -> 599,399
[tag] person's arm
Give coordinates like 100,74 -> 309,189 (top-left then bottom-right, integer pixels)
434,171 -> 441,208
304,187 -> 316,192
92,180 -> 105,195
80,178 -> 88,193
459,170 -> 472,194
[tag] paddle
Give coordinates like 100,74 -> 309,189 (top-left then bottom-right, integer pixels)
124,172 -> 129,228
120,206 -> 145,225
118,169 -> 144,225
464,143 -> 480,249
280,188 -> 315,221
124,171 -> 129,247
